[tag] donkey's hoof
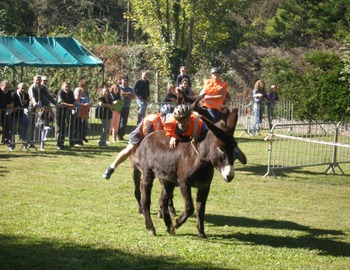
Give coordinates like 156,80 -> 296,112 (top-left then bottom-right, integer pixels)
198,232 -> 207,239
174,218 -> 181,229
167,226 -> 176,236
157,210 -> 163,219
148,229 -> 156,236
169,207 -> 177,217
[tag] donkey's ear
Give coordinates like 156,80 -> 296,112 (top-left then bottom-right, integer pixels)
189,94 -> 205,111
227,108 -> 238,133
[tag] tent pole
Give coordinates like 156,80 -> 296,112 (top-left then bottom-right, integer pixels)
12,67 -> 16,89
102,66 -> 105,85
20,66 -> 23,82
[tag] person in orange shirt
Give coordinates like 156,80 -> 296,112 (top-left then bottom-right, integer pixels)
199,67 -> 228,123
103,104 -> 171,179
164,104 -> 207,148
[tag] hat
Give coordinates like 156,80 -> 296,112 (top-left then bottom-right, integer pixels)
42,76 -> 48,80
180,66 -> 186,70
122,75 -> 129,81
211,67 -> 221,74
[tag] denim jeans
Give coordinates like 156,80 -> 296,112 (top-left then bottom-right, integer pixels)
252,102 -> 263,134
100,119 -> 110,145
118,107 -> 130,139
267,103 -> 275,129
136,98 -> 148,125
206,108 -> 220,123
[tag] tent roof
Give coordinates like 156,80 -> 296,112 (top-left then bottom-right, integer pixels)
0,36 -> 104,68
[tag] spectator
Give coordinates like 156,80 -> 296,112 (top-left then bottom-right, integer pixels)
40,75 -> 55,116
75,79 -> 92,143
267,84 -> 279,129
28,75 -> 56,149
176,66 -> 192,88
73,87 -> 84,146
103,104 -> 170,179
41,76 -> 50,94
0,80 -> 14,150
162,84 -> 177,104
117,76 -> 135,141
11,82 -> 30,146
98,86 -> 114,147
199,67 -> 228,123
109,84 -> 122,143
176,77 -> 196,105
55,82 -> 76,150
134,71 -> 150,125
251,79 -> 267,135
39,76 -> 55,150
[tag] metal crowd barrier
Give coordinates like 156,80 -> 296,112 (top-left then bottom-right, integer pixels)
264,121 -> 350,178
231,100 -> 294,136
1,100 -> 294,151
0,106 -> 115,150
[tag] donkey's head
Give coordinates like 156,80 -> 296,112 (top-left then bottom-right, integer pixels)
200,108 -> 239,182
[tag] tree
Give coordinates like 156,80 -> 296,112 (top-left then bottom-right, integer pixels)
30,0 -> 124,38
261,50 -> 350,121
0,0 -> 35,35
128,0 -> 241,81
264,0 -> 350,46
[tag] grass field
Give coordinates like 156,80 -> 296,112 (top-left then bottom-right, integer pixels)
1,128 -> 350,270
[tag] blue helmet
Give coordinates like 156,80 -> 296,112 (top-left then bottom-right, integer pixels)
160,104 -> 170,115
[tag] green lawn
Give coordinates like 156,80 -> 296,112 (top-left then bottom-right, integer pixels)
1,130 -> 350,270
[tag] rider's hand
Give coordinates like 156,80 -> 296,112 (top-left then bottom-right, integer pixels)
169,137 -> 177,148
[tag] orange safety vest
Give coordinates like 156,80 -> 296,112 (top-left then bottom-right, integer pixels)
164,112 -> 205,140
141,113 -> 164,136
202,79 -> 228,110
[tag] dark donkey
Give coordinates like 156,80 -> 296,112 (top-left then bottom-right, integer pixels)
132,108 -> 239,238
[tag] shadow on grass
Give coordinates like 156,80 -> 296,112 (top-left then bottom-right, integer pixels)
205,214 -> 349,257
0,143 -> 126,160
263,167 -> 350,179
238,164 -> 267,175
0,234 -> 228,270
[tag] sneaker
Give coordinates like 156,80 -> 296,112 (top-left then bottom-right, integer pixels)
98,140 -> 107,147
118,137 -> 125,141
103,167 -> 114,180
56,145 -> 64,150
25,143 -> 35,150
82,137 -> 89,143
8,141 -> 15,151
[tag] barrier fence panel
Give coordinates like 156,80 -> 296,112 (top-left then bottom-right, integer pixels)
1,101 -> 294,151
231,100 -> 294,137
264,121 -> 350,178
0,106 -> 117,150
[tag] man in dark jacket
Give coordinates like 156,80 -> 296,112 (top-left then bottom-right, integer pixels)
0,80 -> 14,150
134,71 -> 150,124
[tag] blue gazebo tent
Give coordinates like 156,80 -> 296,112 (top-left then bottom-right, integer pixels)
0,36 -> 104,83
0,36 -> 104,67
